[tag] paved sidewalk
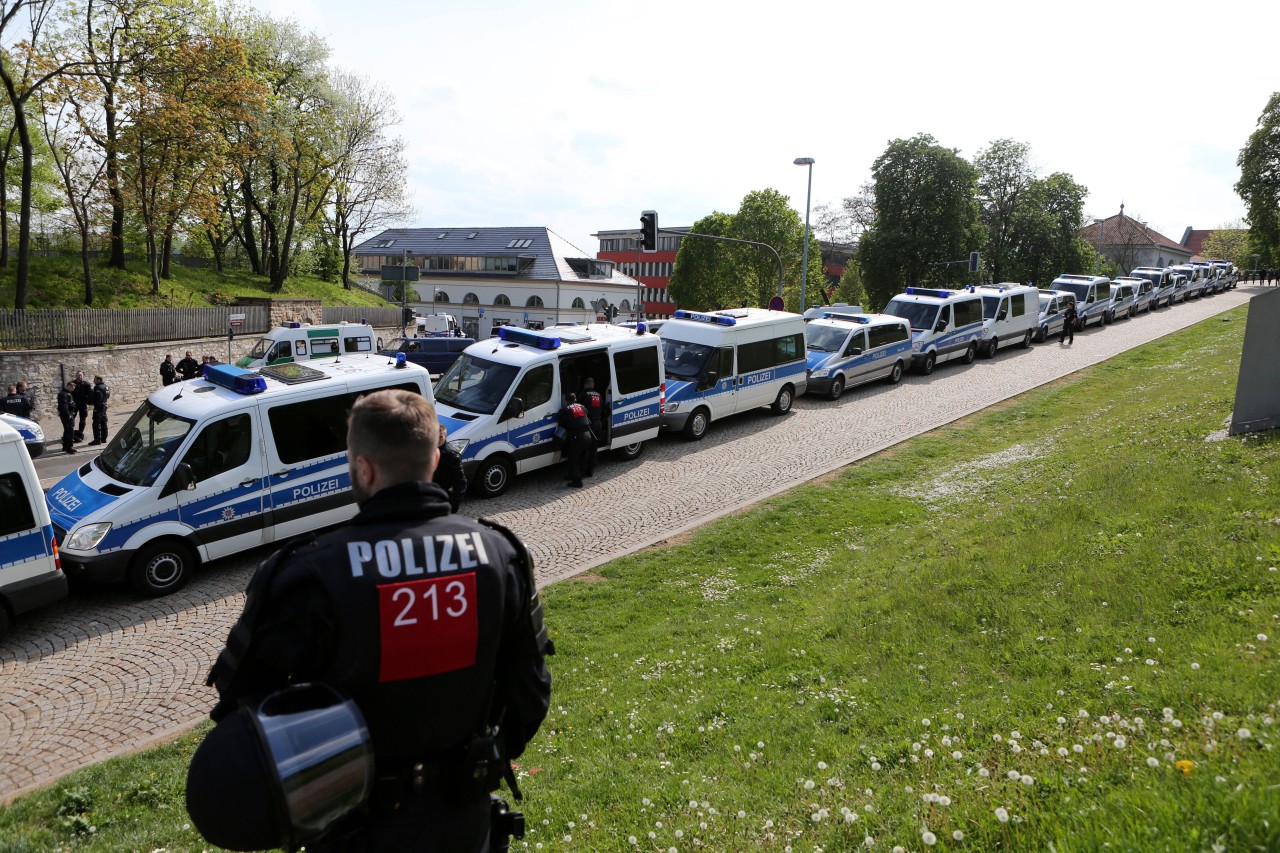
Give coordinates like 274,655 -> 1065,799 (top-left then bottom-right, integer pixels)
0,287 -> 1262,802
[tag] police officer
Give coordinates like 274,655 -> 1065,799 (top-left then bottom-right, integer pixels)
176,350 -> 201,381
581,377 -> 603,478
56,381 -> 77,454
71,370 -> 92,442
1,384 -> 31,418
434,421 -> 467,513
557,392 -> 592,488
1060,300 -> 1078,346
199,389 -> 552,851
160,354 -> 177,386
89,375 -> 110,445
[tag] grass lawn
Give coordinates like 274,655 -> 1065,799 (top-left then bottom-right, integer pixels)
0,256 -> 388,310
1,305 -> 1276,851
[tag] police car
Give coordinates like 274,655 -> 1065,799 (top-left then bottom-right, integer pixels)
804,312 -> 911,399
974,284 -> 1039,356
46,357 -> 434,596
1129,267 -> 1176,309
1033,290 -> 1076,343
1050,274 -> 1112,329
1,419 -> 67,637
0,411 -> 44,458
881,287 -> 985,374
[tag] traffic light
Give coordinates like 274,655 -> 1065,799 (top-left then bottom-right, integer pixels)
402,307 -> 414,325
968,251 -> 980,274
640,210 -> 658,252
608,304 -> 618,320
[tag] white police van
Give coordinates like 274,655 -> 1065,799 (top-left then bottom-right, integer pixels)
1033,289 -> 1075,342
45,358 -> 433,597
1129,267 -> 1176,308
1,420 -> 67,637
658,308 -> 808,440
236,322 -> 379,370
1110,276 -> 1155,317
0,411 -> 44,458
881,287 -> 986,374
1168,264 -> 1209,300
804,312 -> 911,399
1050,274 -> 1112,329
434,324 -> 663,497
975,284 -> 1039,356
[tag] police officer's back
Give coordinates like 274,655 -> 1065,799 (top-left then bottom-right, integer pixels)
197,390 -> 552,851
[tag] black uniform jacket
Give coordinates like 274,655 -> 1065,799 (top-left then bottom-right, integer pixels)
210,481 -> 552,772
56,390 -> 76,421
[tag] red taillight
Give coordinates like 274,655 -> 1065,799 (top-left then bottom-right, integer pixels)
659,382 -> 665,414
51,535 -> 62,571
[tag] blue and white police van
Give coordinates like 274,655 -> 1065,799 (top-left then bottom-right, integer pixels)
658,308 -> 808,440
0,411 -> 44,458
1167,264 -> 1209,300
804,311 -> 911,399
1,419 -> 67,637
1128,267 -> 1176,308
974,284 -> 1040,356
1033,289 -> 1075,342
45,358 -> 433,597
1050,274 -> 1112,329
881,287 -> 986,374
433,324 -> 663,498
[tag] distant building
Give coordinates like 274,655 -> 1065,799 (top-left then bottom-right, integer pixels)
1079,213 -> 1191,273
352,226 -> 642,336
1180,226 -> 1246,262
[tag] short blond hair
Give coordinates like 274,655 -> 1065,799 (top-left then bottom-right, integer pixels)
347,389 -> 439,483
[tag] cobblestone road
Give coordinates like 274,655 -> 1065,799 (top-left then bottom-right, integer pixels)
0,286 -> 1264,801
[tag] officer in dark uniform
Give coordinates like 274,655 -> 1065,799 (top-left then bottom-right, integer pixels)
176,350 -> 201,381
434,421 -> 467,513
2,384 -> 31,418
557,392 -> 592,488
1060,300 -> 1078,346
581,377 -> 604,478
56,381 -> 77,454
199,390 -> 552,851
89,375 -> 110,445
71,370 -> 92,442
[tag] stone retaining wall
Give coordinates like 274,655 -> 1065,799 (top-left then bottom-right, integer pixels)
0,325 -> 400,420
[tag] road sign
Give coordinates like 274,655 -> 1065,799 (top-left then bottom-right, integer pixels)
523,311 -> 529,321
768,295 -> 784,311
229,320 -> 243,328
229,313 -> 246,321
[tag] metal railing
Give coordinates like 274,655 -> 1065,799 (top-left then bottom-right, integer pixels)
0,306 -> 271,350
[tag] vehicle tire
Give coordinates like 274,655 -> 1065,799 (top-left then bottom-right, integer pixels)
771,385 -> 794,415
963,342 -> 977,364
612,441 -> 644,461
919,352 -> 936,375
683,407 -> 710,441
471,455 -> 514,498
1128,306 -> 1136,319
1034,326 -> 1046,344
984,338 -> 998,359
828,376 -> 845,401
1102,311 -> 1111,326
129,539 -> 196,597
1021,330 -> 1032,348
26,444 -> 43,459
886,360 -> 904,385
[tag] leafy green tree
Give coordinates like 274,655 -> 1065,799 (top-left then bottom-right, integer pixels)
1236,92 -> 1280,267
1008,172 -> 1089,287
1200,224 -> 1251,267
858,134 -> 981,310
667,210 -> 736,310
733,188 -> 821,311
975,139 -> 1034,284
834,258 -> 866,307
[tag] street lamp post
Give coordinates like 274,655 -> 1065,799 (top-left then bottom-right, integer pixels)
1093,217 -> 1106,276
1251,253 -> 1260,282
794,157 -> 815,313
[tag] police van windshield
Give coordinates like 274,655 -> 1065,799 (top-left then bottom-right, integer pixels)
96,401 -> 196,487
805,324 -> 851,353
882,299 -> 938,331
661,338 -> 714,380
1058,282 -> 1092,303
435,353 -> 519,415
245,337 -> 275,360
1130,271 -> 1161,286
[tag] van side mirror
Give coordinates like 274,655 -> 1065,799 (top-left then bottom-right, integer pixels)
503,397 -> 525,422
698,371 -> 719,391
997,309 -> 1008,321
1086,295 -> 1095,304
846,347 -> 863,357
934,319 -> 947,332
161,463 -> 196,498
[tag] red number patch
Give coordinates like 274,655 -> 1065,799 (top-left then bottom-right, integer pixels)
377,573 -> 478,682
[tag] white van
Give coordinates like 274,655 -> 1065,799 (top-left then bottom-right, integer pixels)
1110,276 -> 1155,317
658,308 -> 808,440
1050,274 -> 1112,329
415,313 -> 462,336
881,287 -> 985,374
1168,264 -> 1208,300
46,358 -> 434,597
1129,267 -> 1176,308
434,324 -> 663,497
236,322 -> 379,370
1,420 -> 68,637
804,312 -> 911,399
975,284 -> 1039,356
1033,290 -> 1075,342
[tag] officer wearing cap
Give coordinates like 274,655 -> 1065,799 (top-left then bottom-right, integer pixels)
193,389 -> 552,851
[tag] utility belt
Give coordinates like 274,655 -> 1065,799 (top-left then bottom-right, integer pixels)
368,760 -> 455,813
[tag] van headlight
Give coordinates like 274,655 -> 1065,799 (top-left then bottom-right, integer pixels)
665,401 -> 680,413
66,522 -> 112,551
809,368 -> 830,379
445,439 -> 468,453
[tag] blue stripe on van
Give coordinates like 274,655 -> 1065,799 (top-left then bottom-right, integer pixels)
0,525 -> 54,569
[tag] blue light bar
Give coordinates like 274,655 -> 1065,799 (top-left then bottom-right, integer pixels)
204,363 -> 268,394
904,287 -> 953,299
672,309 -> 736,326
821,312 -> 870,324
286,321 -> 301,328
497,326 -> 561,349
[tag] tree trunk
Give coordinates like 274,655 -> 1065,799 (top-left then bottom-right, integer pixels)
206,228 -> 225,272
104,89 -> 126,270
161,231 -> 172,279
239,177 -> 261,274
80,223 -> 94,305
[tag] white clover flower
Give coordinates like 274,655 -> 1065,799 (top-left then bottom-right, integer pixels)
995,806 -> 1010,823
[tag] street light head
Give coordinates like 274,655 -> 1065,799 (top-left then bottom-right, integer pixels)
794,157 -> 815,166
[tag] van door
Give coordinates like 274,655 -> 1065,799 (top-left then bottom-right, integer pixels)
508,363 -> 558,474
842,328 -> 870,385
175,410 -> 270,561
707,345 -> 739,418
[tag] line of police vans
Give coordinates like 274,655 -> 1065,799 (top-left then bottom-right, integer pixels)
6,267 -> 1243,630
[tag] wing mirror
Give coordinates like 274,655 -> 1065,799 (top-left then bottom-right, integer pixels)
697,371 -> 719,391
161,462 -> 196,498
503,397 -> 525,422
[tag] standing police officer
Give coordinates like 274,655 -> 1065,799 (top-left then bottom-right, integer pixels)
196,390 -> 552,851
557,392 -> 592,488
89,375 -> 110,445
71,370 -> 92,442
580,377 -> 603,478
56,381 -> 77,454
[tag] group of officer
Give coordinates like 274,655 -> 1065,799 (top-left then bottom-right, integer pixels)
557,377 -> 604,488
1,381 -> 35,418
53,370 -> 110,453
188,388 -> 553,851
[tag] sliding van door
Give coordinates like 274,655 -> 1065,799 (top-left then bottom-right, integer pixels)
176,411 -> 269,560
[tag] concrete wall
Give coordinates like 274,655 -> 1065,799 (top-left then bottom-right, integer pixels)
0,325 -> 400,422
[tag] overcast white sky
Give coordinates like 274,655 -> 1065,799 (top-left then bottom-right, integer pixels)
251,0 -> 1272,256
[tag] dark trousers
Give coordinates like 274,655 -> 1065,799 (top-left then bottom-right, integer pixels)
585,422 -> 601,475
563,434 -> 589,485
312,788 -> 491,852
60,416 -> 76,451
92,407 -> 108,443
75,403 -> 88,440
1060,321 -> 1074,345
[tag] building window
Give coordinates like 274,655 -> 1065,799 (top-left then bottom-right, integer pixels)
494,294 -> 511,306
619,299 -> 630,312
526,295 -> 544,307
572,297 -> 586,309
464,292 -> 480,304
435,291 -> 450,303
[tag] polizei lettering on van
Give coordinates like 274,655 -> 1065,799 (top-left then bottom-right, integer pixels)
347,532 -> 491,578
51,487 -> 82,512
292,477 -> 342,502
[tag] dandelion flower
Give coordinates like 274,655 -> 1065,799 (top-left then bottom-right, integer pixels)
953,830 -> 964,841
804,779 -> 815,790
1238,728 -> 1252,740
922,830 -> 937,846
1058,747 -> 1069,757
629,837 -> 638,845
737,810 -> 745,819
1176,760 -> 1195,776
995,806 -> 1010,823
1258,634 -> 1269,642
1007,770 -> 1021,781
1146,757 -> 1159,767
1191,663 -> 1200,670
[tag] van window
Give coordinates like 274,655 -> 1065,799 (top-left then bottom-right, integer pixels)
275,341 -> 293,361
513,364 -> 554,410
775,332 -> 803,364
717,347 -> 734,379
738,340 -> 772,373
344,336 -> 372,353
868,324 -> 906,349
295,341 -> 307,356
613,346 -> 660,395
954,299 -> 982,327
312,338 -> 339,356
269,382 -> 422,464
1011,294 -> 1026,316
844,330 -> 867,355
0,472 -> 36,536
181,414 -> 252,483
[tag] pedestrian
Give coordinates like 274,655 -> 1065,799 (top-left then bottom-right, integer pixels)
190,389 -> 552,852
2,384 -> 31,418
433,421 -> 467,513
581,376 -> 604,478
160,354 -> 177,386
1060,300 -> 1078,346
56,381 -> 77,454
176,350 -> 201,381
557,392 -> 592,488
71,370 -> 92,442
15,381 -> 37,420
89,375 -> 110,445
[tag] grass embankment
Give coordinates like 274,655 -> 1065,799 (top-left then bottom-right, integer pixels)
0,256 -> 388,309
2,306 -> 1277,851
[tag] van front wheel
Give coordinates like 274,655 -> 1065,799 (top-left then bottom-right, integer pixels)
683,408 -> 710,441
828,376 -> 845,401
129,539 -> 195,597
771,385 -> 794,415
472,456 -> 514,498
613,441 -> 644,461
